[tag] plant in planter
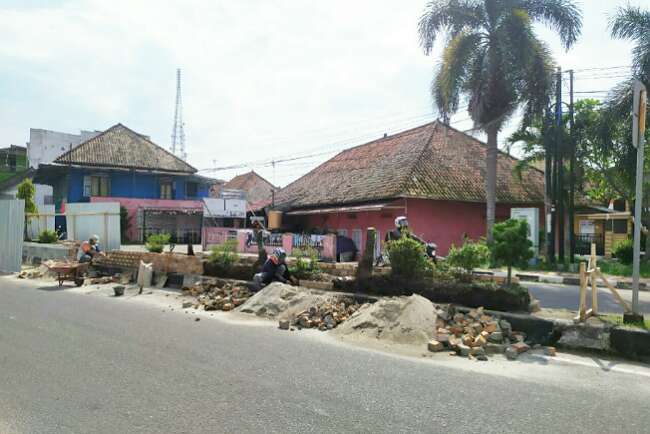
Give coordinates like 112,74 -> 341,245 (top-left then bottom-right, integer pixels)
386,236 -> 432,280
446,238 -> 490,280
37,229 -> 59,244
490,219 -> 533,287
290,247 -> 321,280
145,232 -> 171,253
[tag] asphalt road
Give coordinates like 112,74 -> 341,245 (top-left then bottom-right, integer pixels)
524,281 -> 650,314
2,276 -> 650,433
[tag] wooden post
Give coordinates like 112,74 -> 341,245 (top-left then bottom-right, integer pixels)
578,261 -> 587,321
356,227 -> 376,284
591,266 -> 598,315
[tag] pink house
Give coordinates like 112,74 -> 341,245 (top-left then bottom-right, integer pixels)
275,122 -> 545,257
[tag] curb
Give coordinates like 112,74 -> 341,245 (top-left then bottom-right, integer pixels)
511,272 -> 649,292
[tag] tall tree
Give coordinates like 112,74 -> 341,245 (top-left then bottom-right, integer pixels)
418,0 -> 582,241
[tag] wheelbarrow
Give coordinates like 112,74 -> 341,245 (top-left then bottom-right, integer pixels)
44,261 -> 90,287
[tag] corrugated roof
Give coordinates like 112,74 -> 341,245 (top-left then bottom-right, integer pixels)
54,124 -> 196,173
275,121 -> 544,209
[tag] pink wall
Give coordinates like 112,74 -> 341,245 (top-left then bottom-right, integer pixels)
91,196 -> 203,241
304,198 -> 543,256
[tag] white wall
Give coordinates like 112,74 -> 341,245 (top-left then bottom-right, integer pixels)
27,128 -> 101,169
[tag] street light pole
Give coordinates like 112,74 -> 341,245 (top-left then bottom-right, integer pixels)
628,80 -> 647,323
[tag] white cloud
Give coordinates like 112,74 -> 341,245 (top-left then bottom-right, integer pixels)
0,0 -> 645,186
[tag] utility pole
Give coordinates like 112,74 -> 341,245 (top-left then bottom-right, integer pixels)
556,67 -> 565,264
628,80 -> 647,323
545,105 -> 555,264
568,70 -> 576,263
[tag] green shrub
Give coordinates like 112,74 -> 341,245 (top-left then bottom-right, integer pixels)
446,239 -> 490,275
17,178 -> 37,214
208,239 -> 239,268
37,229 -> 58,244
290,247 -> 321,279
145,232 -> 171,253
386,236 -> 432,279
490,219 -> 533,286
613,239 -> 633,265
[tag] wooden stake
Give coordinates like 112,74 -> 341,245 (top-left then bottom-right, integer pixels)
578,262 -> 587,321
596,269 -> 633,313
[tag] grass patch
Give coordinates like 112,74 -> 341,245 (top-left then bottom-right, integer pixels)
598,260 -> 650,278
601,314 -> 650,330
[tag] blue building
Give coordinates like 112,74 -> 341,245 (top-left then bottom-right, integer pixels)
35,123 -> 219,242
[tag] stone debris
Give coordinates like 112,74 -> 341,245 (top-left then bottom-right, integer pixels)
184,278 -> 253,312
431,306 -> 530,361
279,298 -> 361,331
543,346 -> 557,356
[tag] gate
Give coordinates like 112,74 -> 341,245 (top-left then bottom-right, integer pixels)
575,233 -> 605,256
0,199 -> 25,272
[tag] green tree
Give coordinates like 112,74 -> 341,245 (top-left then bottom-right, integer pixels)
446,238 -> 490,275
418,0 -> 582,241
16,178 -> 37,214
491,219 -> 533,286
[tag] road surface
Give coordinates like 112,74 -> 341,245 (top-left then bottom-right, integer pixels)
524,281 -> 650,313
2,276 -> 650,433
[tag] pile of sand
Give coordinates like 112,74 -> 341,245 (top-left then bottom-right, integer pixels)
237,282 -> 341,320
332,294 -> 437,346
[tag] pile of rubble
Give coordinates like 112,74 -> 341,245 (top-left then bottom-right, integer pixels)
184,279 -> 253,311
428,306 -> 555,361
279,298 -> 361,331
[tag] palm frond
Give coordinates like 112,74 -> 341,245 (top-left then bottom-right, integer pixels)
609,5 -> 650,41
418,0 -> 484,54
433,31 -> 483,119
521,0 -> 582,50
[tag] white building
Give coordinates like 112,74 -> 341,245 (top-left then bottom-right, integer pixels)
27,128 -> 101,169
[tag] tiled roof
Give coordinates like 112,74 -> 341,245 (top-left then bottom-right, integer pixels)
276,122 -> 544,209
54,124 -> 196,173
225,171 -> 276,203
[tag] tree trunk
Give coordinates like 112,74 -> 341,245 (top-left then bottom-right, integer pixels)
485,127 -> 499,243
507,265 -> 512,287
356,227 -> 376,285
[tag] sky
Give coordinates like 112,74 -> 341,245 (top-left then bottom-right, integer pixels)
0,0 -> 645,187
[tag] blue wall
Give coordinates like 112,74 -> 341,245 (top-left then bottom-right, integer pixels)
65,168 -> 210,202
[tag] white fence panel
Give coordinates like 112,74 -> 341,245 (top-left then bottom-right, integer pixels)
0,199 -> 25,273
26,204 -> 55,240
66,202 -> 121,251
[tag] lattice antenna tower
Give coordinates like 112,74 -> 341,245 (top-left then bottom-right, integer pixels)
171,68 -> 187,160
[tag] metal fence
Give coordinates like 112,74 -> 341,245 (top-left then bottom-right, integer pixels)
0,199 -> 25,272
575,233 -> 604,255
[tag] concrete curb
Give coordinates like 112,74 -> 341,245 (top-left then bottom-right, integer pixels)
509,272 -> 649,292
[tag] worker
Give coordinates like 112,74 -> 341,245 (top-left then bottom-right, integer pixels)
78,234 -> 105,263
252,248 -> 298,291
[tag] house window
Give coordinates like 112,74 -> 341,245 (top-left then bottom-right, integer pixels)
160,180 -> 173,200
186,181 -> 198,198
84,175 -> 110,197
338,229 -> 348,237
8,154 -> 16,171
352,229 -> 362,250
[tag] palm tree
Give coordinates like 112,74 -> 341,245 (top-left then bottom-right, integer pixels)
418,0 -> 582,241
608,5 -> 650,118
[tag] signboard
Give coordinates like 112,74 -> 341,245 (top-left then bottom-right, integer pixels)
579,220 -> 595,235
203,198 -> 247,219
510,208 -> 539,257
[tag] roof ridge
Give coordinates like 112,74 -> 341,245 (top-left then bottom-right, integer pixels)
54,123 -> 197,173
337,121 -> 437,156
441,122 -> 544,175
114,123 -> 197,173
395,121 -> 440,196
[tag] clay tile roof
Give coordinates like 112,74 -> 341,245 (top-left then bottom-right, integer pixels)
225,170 -> 276,203
54,124 -> 196,173
276,121 -> 544,209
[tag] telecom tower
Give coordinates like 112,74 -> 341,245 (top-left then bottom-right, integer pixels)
171,68 -> 187,161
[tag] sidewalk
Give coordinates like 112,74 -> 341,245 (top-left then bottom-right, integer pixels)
476,268 -> 650,291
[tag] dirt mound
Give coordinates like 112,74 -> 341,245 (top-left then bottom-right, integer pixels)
333,294 -> 437,346
237,282 -> 341,319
